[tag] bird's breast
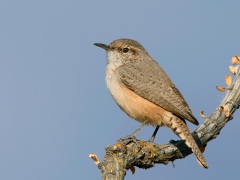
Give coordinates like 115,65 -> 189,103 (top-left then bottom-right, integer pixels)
105,65 -> 173,126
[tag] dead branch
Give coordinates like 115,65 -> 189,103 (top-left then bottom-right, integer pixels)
91,57 -> 240,180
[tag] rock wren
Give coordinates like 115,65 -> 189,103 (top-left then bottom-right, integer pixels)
94,38 -> 208,168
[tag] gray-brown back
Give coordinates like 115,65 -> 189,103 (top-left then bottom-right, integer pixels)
117,56 -> 199,125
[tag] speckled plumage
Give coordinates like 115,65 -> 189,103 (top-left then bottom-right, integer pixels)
94,38 -> 208,168
117,53 -> 198,125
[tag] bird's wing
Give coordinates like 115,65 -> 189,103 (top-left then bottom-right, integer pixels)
117,58 -> 199,125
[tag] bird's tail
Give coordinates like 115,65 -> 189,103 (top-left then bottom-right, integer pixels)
168,117 -> 208,168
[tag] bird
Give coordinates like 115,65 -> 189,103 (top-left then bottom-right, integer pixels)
94,38 -> 208,168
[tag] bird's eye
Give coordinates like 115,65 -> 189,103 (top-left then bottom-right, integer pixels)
122,48 -> 129,53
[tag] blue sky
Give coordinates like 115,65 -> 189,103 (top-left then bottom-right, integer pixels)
0,1 -> 240,179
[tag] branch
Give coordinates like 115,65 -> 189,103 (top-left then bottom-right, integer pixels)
90,56 -> 240,180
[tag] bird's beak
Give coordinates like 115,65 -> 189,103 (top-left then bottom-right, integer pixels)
94,43 -> 109,50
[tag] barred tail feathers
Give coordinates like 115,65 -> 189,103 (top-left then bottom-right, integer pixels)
168,116 -> 208,168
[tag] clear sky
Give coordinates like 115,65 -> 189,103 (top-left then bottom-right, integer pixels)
0,1 -> 240,180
